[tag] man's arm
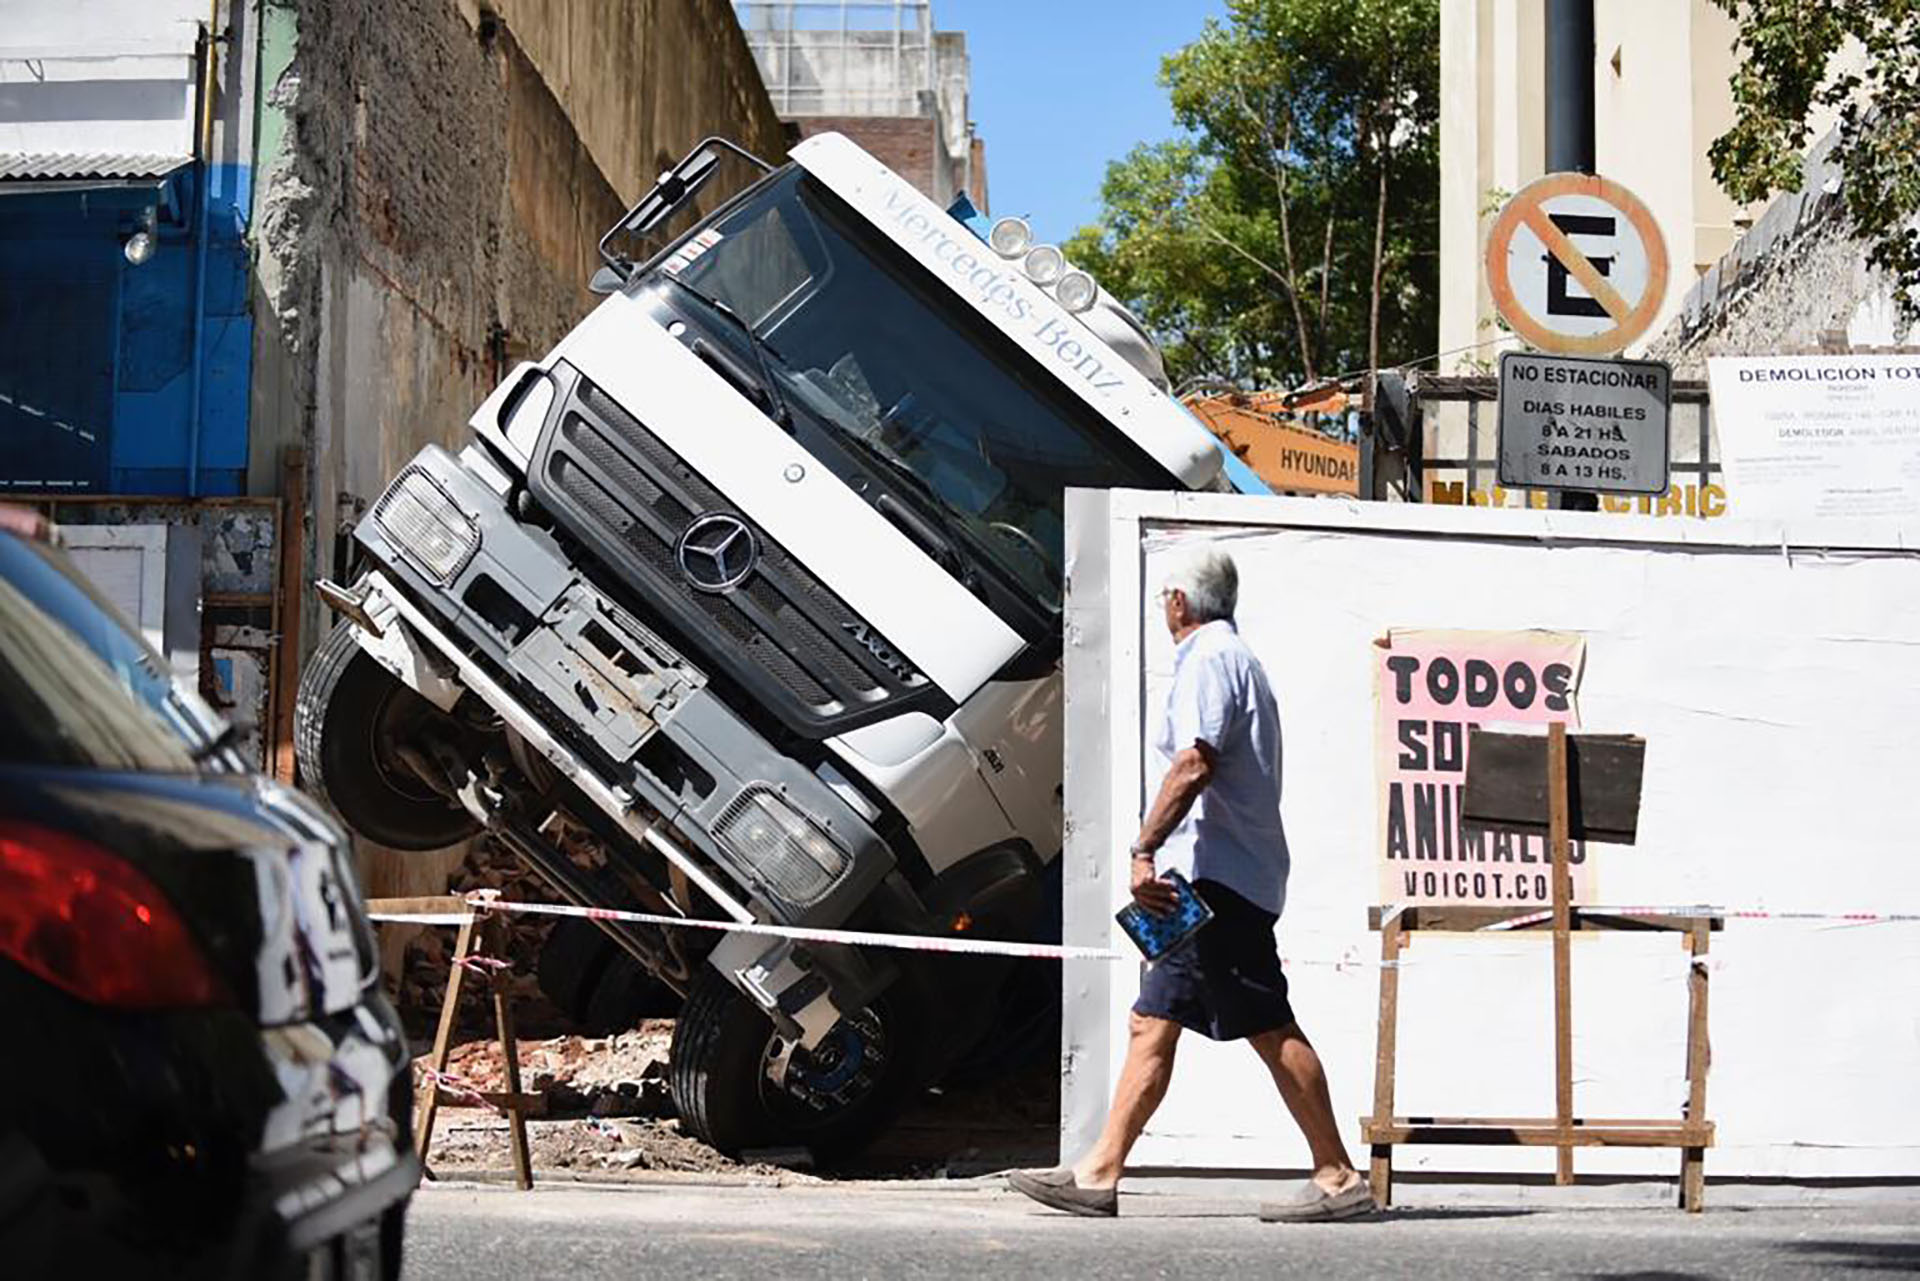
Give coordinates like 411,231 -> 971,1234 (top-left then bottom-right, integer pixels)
1129,739 -> 1217,913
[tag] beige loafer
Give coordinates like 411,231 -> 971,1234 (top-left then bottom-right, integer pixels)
1007,1167 -> 1119,1218
1259,1177 -> 1378,1222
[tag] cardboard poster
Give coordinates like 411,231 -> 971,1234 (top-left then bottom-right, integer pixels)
1375,629 -> 1591,906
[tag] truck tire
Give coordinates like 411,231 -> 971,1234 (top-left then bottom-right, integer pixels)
669,966 -> 915,1163
294,622 -> 480,851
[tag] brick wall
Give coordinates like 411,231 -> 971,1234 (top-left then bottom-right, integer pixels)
792,115 -> 940,197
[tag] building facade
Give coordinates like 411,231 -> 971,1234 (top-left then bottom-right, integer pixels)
735,0 -> 986,211
0,0 -> 255,495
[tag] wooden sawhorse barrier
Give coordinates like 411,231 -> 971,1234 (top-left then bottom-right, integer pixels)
1363,724 -> 1719,1212
1362,904 -> 1720,1211
367,895 -> 538,1190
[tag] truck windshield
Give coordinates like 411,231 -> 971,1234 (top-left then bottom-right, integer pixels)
656,169 -> 1164,609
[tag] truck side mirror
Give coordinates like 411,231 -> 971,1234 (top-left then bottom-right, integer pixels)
589,264 -> 627,295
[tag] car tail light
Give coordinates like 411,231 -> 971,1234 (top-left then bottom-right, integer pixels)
0,822 -> 228,1009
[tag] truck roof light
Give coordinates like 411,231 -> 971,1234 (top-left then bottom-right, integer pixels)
1056,269 -> 1098,313
988,216 -> 1032,258
1023,244 -> 1064,286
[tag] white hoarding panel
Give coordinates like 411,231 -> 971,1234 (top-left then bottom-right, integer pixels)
1063,490 -> 1920,1178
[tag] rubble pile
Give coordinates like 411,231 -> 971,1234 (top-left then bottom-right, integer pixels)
417,1024 -> 798,1176
394,825 -> 611,1038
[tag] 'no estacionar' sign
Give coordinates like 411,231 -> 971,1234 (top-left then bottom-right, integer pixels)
1497,351 -> 1671,495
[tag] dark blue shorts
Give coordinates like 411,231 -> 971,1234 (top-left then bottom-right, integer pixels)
1132,878 -> 1295,1041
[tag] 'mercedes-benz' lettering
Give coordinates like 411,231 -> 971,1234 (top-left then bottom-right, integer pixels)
880,183 -> 1136,397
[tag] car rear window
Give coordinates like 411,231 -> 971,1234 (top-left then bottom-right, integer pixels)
0,533 -> 199,772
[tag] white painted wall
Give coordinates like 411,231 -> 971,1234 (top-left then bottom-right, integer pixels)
0,0 -> 204,161
1063,489 -> 1920,1180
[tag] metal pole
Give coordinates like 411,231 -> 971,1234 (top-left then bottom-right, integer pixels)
1545,0 -> 1598,511
1545,0 -> 1594,175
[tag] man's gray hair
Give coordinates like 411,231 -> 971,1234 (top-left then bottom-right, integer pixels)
1163,545 -> 1238,623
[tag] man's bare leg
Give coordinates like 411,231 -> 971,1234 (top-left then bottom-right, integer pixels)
1071,1012 -> 1183,1189
1248,1021 -> 1361,1194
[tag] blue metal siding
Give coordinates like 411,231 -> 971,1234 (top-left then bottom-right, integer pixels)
0,160 -> 252,496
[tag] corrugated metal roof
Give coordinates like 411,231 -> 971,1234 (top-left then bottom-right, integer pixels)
0,152 -> 190,181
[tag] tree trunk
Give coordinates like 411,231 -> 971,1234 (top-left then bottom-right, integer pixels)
1272,117 -> 1318,384
1318,207 -> 1335,345
1367,136 -> 1390,413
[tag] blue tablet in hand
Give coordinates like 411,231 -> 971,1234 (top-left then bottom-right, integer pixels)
1115,870 -> 1215,962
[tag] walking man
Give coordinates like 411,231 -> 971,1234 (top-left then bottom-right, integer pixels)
1009,545 -> 1374,1221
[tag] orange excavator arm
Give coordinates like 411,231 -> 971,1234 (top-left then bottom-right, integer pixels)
1182,390 -> 1361,497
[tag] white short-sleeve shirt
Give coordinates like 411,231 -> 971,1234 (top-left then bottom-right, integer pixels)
1151,619 -> 1289,915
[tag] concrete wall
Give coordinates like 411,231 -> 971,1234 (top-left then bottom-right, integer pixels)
1648,130 -> 1920,376
488,0 -> 787,203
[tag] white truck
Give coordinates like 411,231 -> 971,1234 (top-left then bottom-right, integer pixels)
295,133 -> 1233,1158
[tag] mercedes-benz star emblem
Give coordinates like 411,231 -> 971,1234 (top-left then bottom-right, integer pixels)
675,513 -> 758,592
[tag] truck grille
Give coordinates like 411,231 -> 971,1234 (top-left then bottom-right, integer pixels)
530,368 -> 951,738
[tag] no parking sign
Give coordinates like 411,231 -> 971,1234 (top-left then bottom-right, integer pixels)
1485,173 -> 1670,357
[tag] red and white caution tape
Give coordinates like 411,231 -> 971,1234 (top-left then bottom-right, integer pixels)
420,1066 -> 500,1113
1476,905 -> 1920,931
372,894 -> 1124,962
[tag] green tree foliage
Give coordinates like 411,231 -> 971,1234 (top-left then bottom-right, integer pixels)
1709,1 -> 1920,316
1067,0 -> 1438,391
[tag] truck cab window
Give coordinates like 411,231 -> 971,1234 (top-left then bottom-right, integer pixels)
661,170 -> 1165,612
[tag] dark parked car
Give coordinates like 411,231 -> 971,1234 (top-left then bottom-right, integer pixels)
0,524 -> 418,1278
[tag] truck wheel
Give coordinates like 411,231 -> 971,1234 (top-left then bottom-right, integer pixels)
294,622 -> 481,851
669,966 -> 915,1162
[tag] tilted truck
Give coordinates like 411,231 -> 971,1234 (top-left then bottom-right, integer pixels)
294,132 -> 1237,1158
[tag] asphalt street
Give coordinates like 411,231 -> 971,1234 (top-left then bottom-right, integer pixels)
401,1178 -> 1920,1279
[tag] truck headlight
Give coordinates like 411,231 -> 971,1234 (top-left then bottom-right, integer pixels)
373,468 -> 480,584
714,786 -> 851,909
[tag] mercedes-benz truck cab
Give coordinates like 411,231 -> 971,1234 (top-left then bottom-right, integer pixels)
296,132 -> 1229,1158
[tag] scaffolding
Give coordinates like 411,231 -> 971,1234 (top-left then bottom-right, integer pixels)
734,1 -> 937,117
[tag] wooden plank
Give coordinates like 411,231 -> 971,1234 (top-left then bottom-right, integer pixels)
1391,1116 -> 1692,1128
489,915 -> 534,1190
270,447 -> 307,784
1368,915 -> 1404,1207
1463,729 -> 1647,844
366,894 -> 473,918
1362,1122 -> 1714,1148
414,912 -> 476,1166
1549,722 -> 1574,1186
1368,905 -> 1723,934
433,1089 -> 549,1118
1682,922 -> 1712,1213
